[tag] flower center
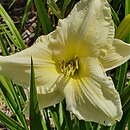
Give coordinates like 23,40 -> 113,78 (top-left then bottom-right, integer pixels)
59,56 -> 79,77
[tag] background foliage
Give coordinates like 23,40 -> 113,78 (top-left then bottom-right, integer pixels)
0,0 -> 130,130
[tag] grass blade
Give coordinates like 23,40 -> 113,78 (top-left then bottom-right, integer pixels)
59,102 -> 64,126
85,122 -> 94,130
0,4 -> 26,49
61,0 -> 71,17
34,0 -> 53,34
73,117 -> 79,130
30,57 -> 47,130
34,18 -> 41,40
43,108 -> 53,130
49,106 -> 61,130
0,34 -> 9,56
0,111 -> 25,130
62,101 -> 72,130
115,63 -> 128,93
110,5 -> 120,26
125,0 -> 130,15
47,0 -> 62,19
20,0 -> 32,32
115,109 -> 130,130
1,24 -> 17,53
121,85 -> 130,108
0,76 -> 28,129
115,14 -> 130,40
79,120 -> 87,130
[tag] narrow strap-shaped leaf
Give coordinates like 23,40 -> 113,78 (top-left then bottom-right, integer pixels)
125,0 -> 130,16
2,77 -> 25,111
0,24 -> 15,53
114,4 -> 130,93
34,0 -> 53,34
0,4 -> 26,49
34,18 -> 41,40
43,108 -> 53,130
73,116 -> 79,130
79,120 -> 87,130
49,106 -> 61,130
0,111 -> 26,130
58,102 -> 64,126
110,5 -> 120,26
61,0 -> 71,17
0,34 -> 9,56
47,0 -> 62,19
3,31 -> 16,54
30,57 -> 47,130
115,63 -> 128,93
115,14 -> 130,40
20,0 -> 32,31
0,79 -> 28,129
8,0 -> 16,9
115,109 -> 130,130
128,116 -> 130,130
121,84 -> 130,108
115,2 -> 130,130
62,101 -> 72,130
123,100 -> 130,113
16,85 -> 27,104
85,122 -> 94,130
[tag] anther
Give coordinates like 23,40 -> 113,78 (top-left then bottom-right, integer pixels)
59,56 -> 79,77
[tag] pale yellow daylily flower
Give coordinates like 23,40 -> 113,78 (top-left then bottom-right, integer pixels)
0,0 -> 130,126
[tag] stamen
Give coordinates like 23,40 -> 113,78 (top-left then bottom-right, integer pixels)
59,56 -> 79,77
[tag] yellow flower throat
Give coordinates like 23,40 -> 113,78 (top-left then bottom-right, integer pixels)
59,56 -> 79,77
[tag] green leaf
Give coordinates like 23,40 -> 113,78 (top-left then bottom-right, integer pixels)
43,108 -> 53,130
121,85 -> 130,108
73,117 -> 79,130
1,24 -> 17,53
0,4 -> 26,49
61,0 -> 71,17
47,0 -> 62,19
20,0 -> 32,31
125,0 -> 130,15
62,101 -> 72,130
115,62 -> 128,93
79,120 -> 88,130
34,0 -> 53,34
123,100 -> 130,113
128,116 -> 130,130
115,109 -> 130,130
0,111 -> 25,130
30,57 -> 47,130
110,5 -> 120,26
34,18 -> 42,40
85,122 -> 94,130
115,14 -> 130,39
49,106 -> 61,130
0,76 -> 28,129
59,102 -> 64,126
0,34 -> 9,56
8,0 -> 16,9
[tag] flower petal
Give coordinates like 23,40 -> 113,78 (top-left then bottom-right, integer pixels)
37,74 -> 69,108
49,0 -> 114,59
63,57 -> 122,125
23,90 -> 64,115
0,36 -> 63,94
38,91 -> 64,109
99,39 -> 130,71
